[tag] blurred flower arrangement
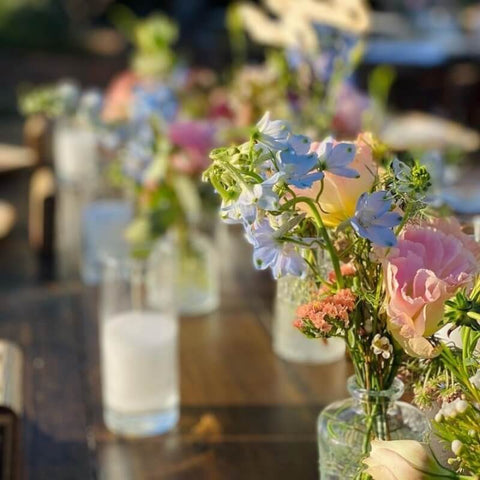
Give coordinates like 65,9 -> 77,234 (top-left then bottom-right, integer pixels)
228,0 -> 373,138
18,79 -> 103,126
101,11 -> 221,314
203,110 -> 480,477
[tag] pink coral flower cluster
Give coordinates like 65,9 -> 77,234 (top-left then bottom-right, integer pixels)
328,263 -> 356,284
383,218 -> 480,358
294,288 -> 357,335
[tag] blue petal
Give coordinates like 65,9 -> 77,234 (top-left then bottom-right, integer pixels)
326,142 -> 356,168
328,166 -> 359,178
253,246 -> 278,270
364,191 -> 391,215
373,212 -> 402,228
288,134 -> 311,155
289,171 -> 324,189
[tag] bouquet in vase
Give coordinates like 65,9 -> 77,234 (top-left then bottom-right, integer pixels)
204,112 -> 480,478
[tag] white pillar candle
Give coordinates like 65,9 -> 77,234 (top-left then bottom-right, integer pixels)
53,120 -> 99,186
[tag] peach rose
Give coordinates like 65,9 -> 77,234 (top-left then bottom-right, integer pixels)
383,218 -> 480,358
296,133 -> 377,227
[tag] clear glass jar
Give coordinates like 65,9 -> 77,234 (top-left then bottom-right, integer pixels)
175,227 -> 219,316
99,243 -> 179,437
317,376 -> 430,479
273,275 -> 345,364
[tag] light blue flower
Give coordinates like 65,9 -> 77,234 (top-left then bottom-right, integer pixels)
246,218 -> 306,278
220,177 -> 280,224
132,84 -> 178,125
350,191 -> 402,247
316,137 -> 358,178
123,124 -> 155,183
255,111 -> 291,152
288,134 -> 311,155
220,197 -> 256,224
277,149 -> 324,189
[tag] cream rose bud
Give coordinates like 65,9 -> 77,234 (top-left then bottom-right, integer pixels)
364,440 -> 456,480
293,133 -> 377,228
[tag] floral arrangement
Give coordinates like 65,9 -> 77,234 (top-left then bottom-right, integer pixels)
18,79 -> 103,125
106,81 -> 218,250
203,111 -> 480,477
231,0 -> 371,138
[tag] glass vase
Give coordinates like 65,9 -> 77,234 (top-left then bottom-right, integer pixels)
175,228 -> 219,316
273,275 -> 345,364
317,376 -> 430,479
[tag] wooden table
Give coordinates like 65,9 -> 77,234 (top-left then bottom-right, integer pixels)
0,171 -> 350,480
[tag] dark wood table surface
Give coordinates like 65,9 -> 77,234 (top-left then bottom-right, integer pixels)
0,166 -> 350,480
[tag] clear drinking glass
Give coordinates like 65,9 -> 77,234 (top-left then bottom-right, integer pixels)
99,242 -> 179,437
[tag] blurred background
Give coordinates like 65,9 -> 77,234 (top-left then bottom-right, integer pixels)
2,0 -> 480,285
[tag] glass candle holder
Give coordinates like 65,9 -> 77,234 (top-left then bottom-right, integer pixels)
99,243 -> 179,437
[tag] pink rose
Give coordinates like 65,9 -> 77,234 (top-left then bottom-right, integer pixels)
383,218 -> 480,357
296,133 -> 377,227
102,71 -> 139,123
168,121 -> 216,175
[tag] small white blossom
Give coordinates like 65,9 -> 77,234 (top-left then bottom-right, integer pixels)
371,334 -> 393,359
451,439 -> 463,456
434,412 -> 443,423
455,400 -> 469,414
469,370 -> 480,389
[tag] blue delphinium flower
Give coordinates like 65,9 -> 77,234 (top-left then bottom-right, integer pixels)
350,191 -> 402,247
132,84 -> 178,125
288,134 -> 311,155
246,218 -> 306,278
220,197 -> 256,224
255,111 -> 291,152
316,137 -> 358,178
220,177 -> 280,224
276,149 -> 324,189
123,124 -> 155,183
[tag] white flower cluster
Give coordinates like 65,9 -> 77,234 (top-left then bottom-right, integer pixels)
435,398 -> 469,422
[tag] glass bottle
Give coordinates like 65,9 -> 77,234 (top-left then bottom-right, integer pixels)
317,376 -> 430,479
